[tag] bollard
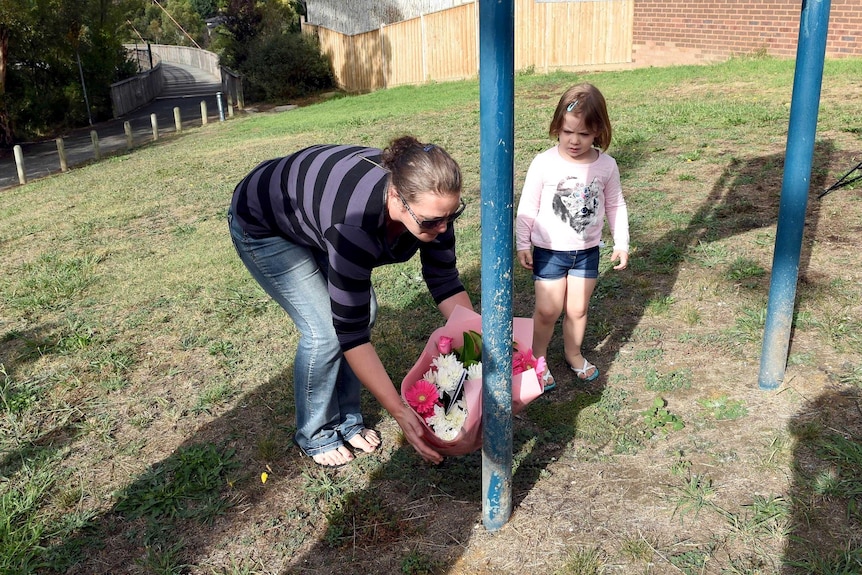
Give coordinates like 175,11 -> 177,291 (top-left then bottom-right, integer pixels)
124,121 -> 133,149
90,130 -> 100,161
151,113 -> 159,141
13,145 -> 26,185
174,107 -> 182,132
216,92 -> 225,122
201,101 -> 208,125
56,138 -> 68,172
228,104 -> 234,118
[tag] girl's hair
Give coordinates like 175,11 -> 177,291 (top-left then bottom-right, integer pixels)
381,135 -> 462,202
548,83 -> 613,151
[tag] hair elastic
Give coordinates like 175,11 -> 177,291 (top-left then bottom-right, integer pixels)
423,144 -> 435,152
566,99 -> 579,112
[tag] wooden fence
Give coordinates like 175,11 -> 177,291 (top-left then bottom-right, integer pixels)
303,0 -> 634,93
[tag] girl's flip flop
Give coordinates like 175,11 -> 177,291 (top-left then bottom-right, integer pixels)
568,359 -> 600,382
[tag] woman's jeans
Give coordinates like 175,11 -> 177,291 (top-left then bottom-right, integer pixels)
228,211 -> 376,456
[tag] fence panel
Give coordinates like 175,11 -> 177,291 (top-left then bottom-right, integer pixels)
424,3 -> 478,82
515,0 -> 547,71
312,26 -> 354,88
383,18 -> 425,87
304,0 -> 633,92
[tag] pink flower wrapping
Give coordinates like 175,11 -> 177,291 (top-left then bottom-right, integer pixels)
401,306 -> 544,456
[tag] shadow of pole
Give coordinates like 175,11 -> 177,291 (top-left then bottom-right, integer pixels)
586,140 -> 834,378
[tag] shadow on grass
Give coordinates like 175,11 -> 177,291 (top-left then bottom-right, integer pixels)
782,385 -> 862,574
34,140 -> 847,573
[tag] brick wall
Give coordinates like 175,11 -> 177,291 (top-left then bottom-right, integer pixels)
632,0 -> 862,67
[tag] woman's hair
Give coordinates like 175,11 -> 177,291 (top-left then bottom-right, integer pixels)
381,135 -> 462,202
548,83 -> 613,151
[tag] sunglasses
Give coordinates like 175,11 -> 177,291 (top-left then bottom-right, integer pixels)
396,190 -> 466,230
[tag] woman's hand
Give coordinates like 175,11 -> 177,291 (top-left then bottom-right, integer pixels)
393,403 -> 444,464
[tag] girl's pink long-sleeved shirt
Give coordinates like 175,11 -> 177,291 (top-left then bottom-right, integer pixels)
516,146 -> 629,254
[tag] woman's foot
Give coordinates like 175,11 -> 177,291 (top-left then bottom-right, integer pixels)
346,428 -> 381,454
312,445 -> 354,468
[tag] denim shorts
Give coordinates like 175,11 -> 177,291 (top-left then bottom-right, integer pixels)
532,245 -> 600,280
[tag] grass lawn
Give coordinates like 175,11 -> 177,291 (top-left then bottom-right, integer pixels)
1,55 -> 861,574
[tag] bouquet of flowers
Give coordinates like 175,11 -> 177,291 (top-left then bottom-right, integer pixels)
400,306 -> 546,456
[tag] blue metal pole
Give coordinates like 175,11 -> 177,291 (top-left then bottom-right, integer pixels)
759,0 -> 831,390
478,0 -> 515,530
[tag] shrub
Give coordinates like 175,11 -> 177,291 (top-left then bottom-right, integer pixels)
241,32 -> 335,102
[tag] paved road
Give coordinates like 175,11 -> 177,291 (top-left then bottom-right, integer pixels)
0,62 -> 226,191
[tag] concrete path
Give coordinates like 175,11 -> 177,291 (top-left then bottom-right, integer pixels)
0,62 -> 227,191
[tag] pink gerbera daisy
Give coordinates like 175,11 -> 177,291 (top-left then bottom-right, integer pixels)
405,379 -> 440,417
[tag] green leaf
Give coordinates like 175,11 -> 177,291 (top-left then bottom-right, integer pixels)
456,330 -> 483,367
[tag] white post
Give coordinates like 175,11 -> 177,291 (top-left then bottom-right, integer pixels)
174,107 -> 182,132
90,130 -> 100,161
124,121 -> 133,149
56,138 -> 68,171
13,145 -> 25,184
201,101 -> 208,125
151,113 -> 159,141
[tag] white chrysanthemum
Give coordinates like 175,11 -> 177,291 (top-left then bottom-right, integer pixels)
445,399 -> 468,430
426,404 -> 451,435
422,368 -> 437,385
427,400 -> 468,441
432,353 -> 464,394
466,362 -> 483,381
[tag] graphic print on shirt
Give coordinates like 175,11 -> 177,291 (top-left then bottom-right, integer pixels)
551,176 -> 600,234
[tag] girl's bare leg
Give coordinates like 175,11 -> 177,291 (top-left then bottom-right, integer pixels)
563,276 -> 598,378
532,278 -> 567,359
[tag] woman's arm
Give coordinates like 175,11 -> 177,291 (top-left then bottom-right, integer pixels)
343,342 -> 444,464
342,291 -> 471,464
437,290 -> 473,319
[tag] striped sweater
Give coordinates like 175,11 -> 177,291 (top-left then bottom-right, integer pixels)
230,144 -> 465,351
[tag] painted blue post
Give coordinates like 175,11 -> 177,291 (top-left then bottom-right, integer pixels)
759,0 -> 831,390
478,0 -> 515,530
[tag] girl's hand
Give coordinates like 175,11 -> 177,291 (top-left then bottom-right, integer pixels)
517,249 -> 533,270
393,403 -> 444,464
611,250 -> 629,270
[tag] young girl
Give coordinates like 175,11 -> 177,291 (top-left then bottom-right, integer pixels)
516,83 -> 629,390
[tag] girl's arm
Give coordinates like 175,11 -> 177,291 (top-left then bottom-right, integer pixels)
604,161 -> 630,270
515,156 -> 545,253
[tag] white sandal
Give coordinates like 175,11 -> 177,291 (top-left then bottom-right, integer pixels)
568,358 -> 599,381
541,369 -> 556,391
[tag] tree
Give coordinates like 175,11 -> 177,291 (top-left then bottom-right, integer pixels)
0,0 -> 31,145
128,0 -> 206,47
0,0 -> 139,143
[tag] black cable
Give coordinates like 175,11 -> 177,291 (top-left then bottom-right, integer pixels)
819,160 -> 862,199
